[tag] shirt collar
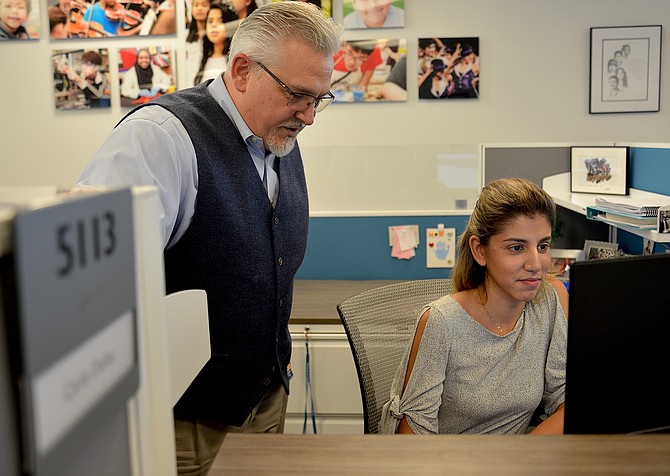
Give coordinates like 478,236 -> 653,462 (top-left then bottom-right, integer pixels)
207,73 -> 265,155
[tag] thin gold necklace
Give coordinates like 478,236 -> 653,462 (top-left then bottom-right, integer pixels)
481,301 -> 526,336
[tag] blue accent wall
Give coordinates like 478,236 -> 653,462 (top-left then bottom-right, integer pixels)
607,146 -> 670,254
630,147 -> 670,195
297,215 -> 470,280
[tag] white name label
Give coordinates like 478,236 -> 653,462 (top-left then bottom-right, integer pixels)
32,311 -> 135,455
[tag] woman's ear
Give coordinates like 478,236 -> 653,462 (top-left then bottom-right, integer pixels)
229,54 -> 252,92
469,235 -> 487,267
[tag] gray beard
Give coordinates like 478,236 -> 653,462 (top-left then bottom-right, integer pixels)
266,135 -> 297,157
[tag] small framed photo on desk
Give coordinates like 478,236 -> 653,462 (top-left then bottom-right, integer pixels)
570,146 -> 629,195
658,206 -> 670,234
584,240 -> 619,260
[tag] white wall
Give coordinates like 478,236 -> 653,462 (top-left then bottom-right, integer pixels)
1,0 -> 668,188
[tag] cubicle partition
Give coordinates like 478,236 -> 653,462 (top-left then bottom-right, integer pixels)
0,187 -> 211,474
0,190 -> 138,476
298,143 -> 670,280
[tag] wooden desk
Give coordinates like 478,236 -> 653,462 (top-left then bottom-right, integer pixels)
290,280 -> 405,325
211,433 -> 670,475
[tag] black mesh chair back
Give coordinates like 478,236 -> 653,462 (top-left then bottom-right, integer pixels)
336,279 -> 455,434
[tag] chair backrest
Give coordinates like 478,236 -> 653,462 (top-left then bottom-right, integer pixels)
337,278 -> 455,434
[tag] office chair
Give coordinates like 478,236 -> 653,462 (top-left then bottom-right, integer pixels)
337,278 -> 455,434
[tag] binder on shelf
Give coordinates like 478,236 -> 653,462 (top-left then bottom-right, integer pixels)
586,206 -> 657,229
594,195 -> 670,217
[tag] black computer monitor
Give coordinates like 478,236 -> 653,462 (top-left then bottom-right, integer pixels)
564,252 -> 670,434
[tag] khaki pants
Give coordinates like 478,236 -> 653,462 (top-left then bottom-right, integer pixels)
174,383 -> 288,476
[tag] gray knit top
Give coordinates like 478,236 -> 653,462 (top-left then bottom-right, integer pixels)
380,283 -> 567,434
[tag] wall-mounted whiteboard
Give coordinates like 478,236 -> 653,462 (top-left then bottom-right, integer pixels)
301,144 -> 480,217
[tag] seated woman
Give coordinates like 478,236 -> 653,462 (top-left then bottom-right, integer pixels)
380,177 -> 569,435
121,48 -> 172,100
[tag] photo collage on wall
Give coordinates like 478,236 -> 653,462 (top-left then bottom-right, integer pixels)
3,0 -> 484,111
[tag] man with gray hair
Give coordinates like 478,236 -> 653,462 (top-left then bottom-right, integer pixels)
77,2 -> 343,473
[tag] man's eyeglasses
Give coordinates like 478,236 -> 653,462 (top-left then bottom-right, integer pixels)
253,61 -> 335,113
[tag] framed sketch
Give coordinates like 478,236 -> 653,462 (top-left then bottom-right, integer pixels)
589,25 -> 662,114
583,240 -> 619,261
570,146 -> 629,195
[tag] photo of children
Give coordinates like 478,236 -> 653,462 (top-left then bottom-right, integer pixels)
331,38 -> 406,103
191,1 -> 237,85
0,0 -> 40,39
119,46 -> 175,107
59,0 -> 175,38
418,37 -> 480,100
342,0 -> 404,29
52,48 -> 111,110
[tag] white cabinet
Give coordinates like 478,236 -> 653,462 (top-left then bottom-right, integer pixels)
285,324 -> 364,434
543,172 -> 670,243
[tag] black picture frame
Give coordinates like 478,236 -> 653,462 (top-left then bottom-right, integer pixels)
589,25 -> 662,114
570,146 -> 629,195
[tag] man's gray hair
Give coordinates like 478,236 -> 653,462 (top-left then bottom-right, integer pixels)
227,1 -> 343,69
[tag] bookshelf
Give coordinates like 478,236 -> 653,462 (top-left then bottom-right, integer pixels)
542,172 -> 670,244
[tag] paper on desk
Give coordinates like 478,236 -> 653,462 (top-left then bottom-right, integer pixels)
595,195 -> 670,216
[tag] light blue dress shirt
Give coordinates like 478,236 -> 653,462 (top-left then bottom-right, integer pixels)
77,74 -> 278,249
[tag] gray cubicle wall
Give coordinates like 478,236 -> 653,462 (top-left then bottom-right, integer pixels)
483,146 -> 570,186
482,145 -> 609,249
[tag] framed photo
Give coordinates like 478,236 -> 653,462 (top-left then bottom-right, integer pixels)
570,146 -> 629,195
583,240 -> 619,261
658,206 -> 670,234
52,48 -> 111,110
418,37 -> 480,100
589,25 -> 662,114
331,38 -> 407,103
119,46 -> 176,108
